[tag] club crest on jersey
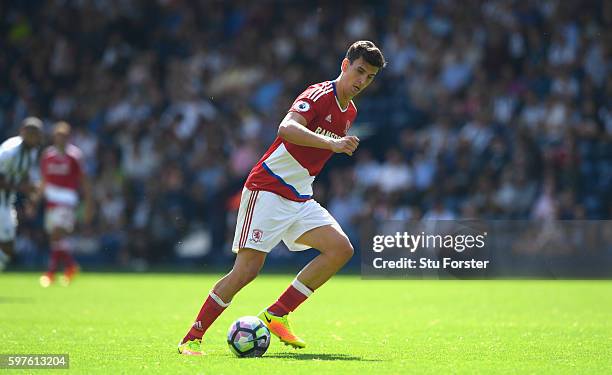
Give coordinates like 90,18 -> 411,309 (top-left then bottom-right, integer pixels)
250,229 -> 264,243
325,114 -> 332,122
294,101 -> 310,112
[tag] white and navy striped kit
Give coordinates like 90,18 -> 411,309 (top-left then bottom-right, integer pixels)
0,137 -> 39,207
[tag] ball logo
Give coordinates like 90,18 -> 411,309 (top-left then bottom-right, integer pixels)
250,229 -> 264,243
294,101 -> 310,112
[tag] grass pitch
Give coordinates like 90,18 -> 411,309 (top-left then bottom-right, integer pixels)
1,273 -> 610,374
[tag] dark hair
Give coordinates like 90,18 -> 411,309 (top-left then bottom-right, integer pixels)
346,40 -> 386,69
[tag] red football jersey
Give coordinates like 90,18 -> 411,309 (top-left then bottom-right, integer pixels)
245,80 -> 357,201
40,144 -> 84,207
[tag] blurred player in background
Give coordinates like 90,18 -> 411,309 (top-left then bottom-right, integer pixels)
0,118 -> 43,271
39,122 -> 93,287
179,41 -> 386,355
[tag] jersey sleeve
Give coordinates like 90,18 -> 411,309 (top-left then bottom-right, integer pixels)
288,87 -> 323,126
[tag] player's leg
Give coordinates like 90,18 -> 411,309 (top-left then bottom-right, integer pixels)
213,248 -> 268,302
260,225 -> 352,334
185,248 -> 266,339
0,206 -> 18,271
40,227 -> 67,287
41,207 -> 78,287
54,227 -> 79,286
179,188 -> 286,355
41,226 -> 66,287
260,204 -> 353,348
179,248 -> 266,355
294,223 -> 353,287
266,224 -> 353,317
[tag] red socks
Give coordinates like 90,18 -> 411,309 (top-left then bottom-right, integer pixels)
182,279 -> 312,344
267,279 -> 313,316
182,291 -> 230,343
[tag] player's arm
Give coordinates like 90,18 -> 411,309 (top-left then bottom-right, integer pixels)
278,112 -> 360,156
23,155 -> 43,201
21,174 -> 42,218
31,161 -> 46,204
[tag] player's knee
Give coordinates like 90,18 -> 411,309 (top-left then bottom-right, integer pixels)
341,241 -> 354,261
332,237 -> 354,262
243,267 -> 260,283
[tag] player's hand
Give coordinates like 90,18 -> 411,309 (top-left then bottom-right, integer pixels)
330,136 -> 360,156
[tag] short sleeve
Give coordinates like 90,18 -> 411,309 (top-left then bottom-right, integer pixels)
288,89 -> 321,125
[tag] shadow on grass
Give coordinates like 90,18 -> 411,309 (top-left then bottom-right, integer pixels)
265,352 -> 381,361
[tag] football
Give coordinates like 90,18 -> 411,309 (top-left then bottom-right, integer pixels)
227,316 -> 271,357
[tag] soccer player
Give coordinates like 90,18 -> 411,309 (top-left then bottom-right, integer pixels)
0,117 -> 43,271
39,122 -> 93,287
178,40 -> 386,355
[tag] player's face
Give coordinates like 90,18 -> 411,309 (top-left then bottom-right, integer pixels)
341,57 -> 379,97
20,127 -> 42,148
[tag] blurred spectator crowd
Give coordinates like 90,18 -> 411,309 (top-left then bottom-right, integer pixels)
1,0 -> 610,267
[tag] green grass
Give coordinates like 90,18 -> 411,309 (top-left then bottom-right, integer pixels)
1,273 -> 610,374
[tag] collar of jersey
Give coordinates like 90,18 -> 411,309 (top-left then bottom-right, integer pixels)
331,81 -> 349,113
